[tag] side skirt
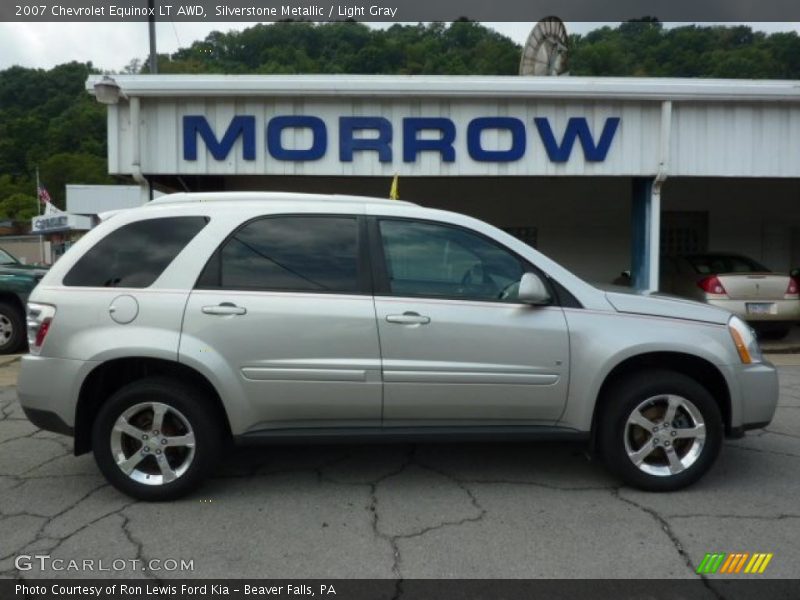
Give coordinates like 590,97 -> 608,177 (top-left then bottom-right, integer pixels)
234,425 -> 589,446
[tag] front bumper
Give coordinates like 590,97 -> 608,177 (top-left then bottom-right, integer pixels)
17,354 -> 96,435
706,298 -> 800,323
727,360 -> 779,433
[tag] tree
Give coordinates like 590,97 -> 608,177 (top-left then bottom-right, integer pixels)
39,153 -> 113,209
0,193 -> 39,221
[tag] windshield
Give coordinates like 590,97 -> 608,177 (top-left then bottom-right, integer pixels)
686,254 -> 770,274
0,249 -> 19,265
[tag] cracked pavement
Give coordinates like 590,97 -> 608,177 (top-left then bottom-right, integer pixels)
0,356 -> 799,583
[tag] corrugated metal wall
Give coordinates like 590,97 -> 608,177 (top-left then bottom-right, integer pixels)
108,95 -> 800,178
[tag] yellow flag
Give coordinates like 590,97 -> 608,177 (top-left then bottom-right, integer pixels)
389,174 -> 399,200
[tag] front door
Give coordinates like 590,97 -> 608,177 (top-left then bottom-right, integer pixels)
180,214 -> 382,432
371,217 -> 570,426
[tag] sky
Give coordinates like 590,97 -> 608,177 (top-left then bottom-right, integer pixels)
0,21 -> 799,72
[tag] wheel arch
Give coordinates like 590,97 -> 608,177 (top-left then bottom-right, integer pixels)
590,351 -> 732,452
0,291 -> 26,313
74,357 -> 232,455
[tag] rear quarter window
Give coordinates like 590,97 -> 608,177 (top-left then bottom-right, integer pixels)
63,217 -> 208,288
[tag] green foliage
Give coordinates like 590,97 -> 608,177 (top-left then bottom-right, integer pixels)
159,21 -> 521,75
569,21 -> 800,78
0,61 -> 110,213
1,20 -> 800,223
0,193 -> 39,221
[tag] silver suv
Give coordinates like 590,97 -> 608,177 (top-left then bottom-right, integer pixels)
18,193 -> 778,500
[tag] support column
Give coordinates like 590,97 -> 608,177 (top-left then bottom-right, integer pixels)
631,177 -> 661,291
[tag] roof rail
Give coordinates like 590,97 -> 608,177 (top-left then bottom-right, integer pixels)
148,191 -> 416,207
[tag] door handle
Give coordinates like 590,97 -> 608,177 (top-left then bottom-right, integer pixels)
202,303 -> 247,316
386,312 -> 431,325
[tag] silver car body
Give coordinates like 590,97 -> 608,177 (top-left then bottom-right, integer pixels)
18,193 -> 778,444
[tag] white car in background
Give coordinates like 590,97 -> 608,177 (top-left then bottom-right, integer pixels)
660,253 -> 800,339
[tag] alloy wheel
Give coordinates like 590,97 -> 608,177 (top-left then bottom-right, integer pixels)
623,394 -> 707,477
110,401 -> 196,486
0,314 -> 13,343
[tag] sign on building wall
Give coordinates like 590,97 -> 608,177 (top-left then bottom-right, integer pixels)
109,99 -> 662,177
182,114 -> 621,165
106,97 -> 800,178
31,213 -> 93,234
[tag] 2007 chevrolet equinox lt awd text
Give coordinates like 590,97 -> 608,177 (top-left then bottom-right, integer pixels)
18,193 -> 778,500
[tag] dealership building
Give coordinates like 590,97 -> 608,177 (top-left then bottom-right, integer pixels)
86,74 -> 800,289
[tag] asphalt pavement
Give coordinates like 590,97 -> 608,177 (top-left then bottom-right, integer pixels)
0,355 -> 798,584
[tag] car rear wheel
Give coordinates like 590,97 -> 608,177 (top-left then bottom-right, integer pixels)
92,377 -> 222,501
0,301 -> 26,354
599,370 -> 722,491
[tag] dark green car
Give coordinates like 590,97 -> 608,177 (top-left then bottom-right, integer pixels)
0,248 -> 48,353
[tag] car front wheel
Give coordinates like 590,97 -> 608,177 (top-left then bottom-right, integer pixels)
599,370 -> 722,491
92,377 -> 222,501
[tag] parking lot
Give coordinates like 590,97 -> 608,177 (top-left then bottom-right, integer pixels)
0,354 -> 798,583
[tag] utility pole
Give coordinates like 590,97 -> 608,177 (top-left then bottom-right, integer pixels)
34,167 -> 45,264
148,0 -> 157,74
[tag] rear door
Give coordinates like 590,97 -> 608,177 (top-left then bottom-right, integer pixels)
180,214 -> 382,432
370,217 -> 570,426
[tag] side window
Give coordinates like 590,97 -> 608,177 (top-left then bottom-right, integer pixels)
199,216 -> 361,293
378,219 -> 526,302
63,217 -> 208,288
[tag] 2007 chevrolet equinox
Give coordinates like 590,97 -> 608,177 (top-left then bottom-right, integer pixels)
18,193 -> 778,500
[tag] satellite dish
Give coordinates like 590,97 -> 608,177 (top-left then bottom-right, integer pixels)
519,17 -> 569,76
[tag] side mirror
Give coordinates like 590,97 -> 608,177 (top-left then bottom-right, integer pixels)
518,272 -> 551,305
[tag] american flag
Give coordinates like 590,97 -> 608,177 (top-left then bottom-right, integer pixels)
37,185 -> 51,206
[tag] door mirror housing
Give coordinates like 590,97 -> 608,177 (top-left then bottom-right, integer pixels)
518,272 -> 551,305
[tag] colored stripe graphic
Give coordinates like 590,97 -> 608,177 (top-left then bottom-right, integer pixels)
734,553 -> 750,573
697,553 -> 726,574
720,554 -> 736,574
699,552 -> 774,575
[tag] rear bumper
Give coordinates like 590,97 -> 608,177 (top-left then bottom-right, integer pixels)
17,354 -> 95,434
21,406 -> 73,436
706,298 -> 800,323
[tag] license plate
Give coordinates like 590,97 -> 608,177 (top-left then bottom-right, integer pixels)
746,302 -> 774,315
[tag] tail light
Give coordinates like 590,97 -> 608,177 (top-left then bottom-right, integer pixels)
787,278 -> 799,297
698,275 -> 727,295
27,303 -> 56,355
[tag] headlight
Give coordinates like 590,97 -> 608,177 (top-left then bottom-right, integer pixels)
728,316 -> 763,364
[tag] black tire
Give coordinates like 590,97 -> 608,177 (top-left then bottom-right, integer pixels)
598,370 -> 723,492
92,377 -> 223,501
0,301 -> 26,354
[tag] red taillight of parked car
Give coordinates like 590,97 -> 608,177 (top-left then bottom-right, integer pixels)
787,278 -> 799,297
698,275 -> 727,295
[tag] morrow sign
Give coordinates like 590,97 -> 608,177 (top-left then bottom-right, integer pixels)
183,115 -> 621,164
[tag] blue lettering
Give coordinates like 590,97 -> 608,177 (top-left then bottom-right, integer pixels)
534,117 -> 620,162
267,116 -> 327,161
183,115 -> 255,161
403,118 -> 456,163
467,117 -> 526,162
182,114 -> 620,165
339,117 -> 392,162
